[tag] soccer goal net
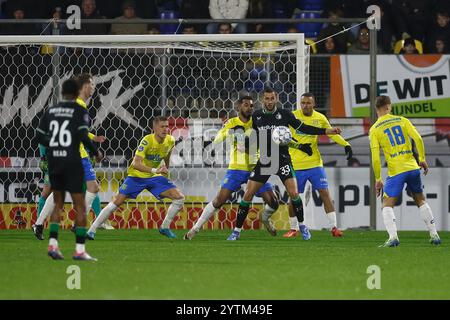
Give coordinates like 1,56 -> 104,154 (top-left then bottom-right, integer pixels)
0,33 -> 309,231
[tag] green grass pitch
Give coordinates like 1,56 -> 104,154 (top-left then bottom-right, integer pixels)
0,229 -> 449,299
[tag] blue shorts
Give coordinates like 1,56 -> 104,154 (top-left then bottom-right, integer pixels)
295,167 -> 328,193
119,176 -> 177,200
384,169 -> 423,198
221,169 -> 273,197
81,157 -> 96,181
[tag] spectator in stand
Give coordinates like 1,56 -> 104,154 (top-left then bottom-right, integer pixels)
425,10 -> 450,53
347,26 -> 384,54
218,22 -> 233,34
40,7 -> 66,35
181,24 -> 197,34
316,6 -> 354,54
110,0 -> 147,35
180,0 -> 210,33
317,37 -> 341,54
399,38 -> 420,54
207,0 -> 248,34
430,36 -> 449,53
74,0 -> 108,35
286,24 -> 298,33
396,0 -> 433,42
148,26 -> 160,34
0,4 -> 36,35
247,0 -> 273,33
317,29 -> 346,53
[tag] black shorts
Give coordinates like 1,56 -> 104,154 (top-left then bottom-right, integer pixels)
249,157 -> 295,184
49,163 -> 84,193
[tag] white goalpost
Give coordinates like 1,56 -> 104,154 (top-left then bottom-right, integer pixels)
0,33 -> 312,231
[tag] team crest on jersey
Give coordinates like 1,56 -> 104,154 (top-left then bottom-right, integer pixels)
312,120 -> 319,125
276,113 -> 282,120
83,114 -> 90,124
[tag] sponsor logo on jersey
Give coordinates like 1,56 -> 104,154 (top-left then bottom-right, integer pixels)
258,125 -> 278,130
147,154 -> 162,161
137,146 -> 144,152
276,113 -> 282,120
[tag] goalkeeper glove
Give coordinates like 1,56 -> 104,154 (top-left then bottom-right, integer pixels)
298,143 -> 313,156
345,145 -> 353,160
39,159 -> 48,173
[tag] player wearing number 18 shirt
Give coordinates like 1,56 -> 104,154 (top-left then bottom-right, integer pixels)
36,79 -> 102,261
227,88 -> 341,240
369,95 -> 440,247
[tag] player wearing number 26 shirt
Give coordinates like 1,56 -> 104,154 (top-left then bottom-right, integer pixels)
36,79 -> 102,261
369,95 -> 440,247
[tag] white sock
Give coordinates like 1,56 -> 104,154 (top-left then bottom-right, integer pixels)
326,211 -> 337,229
161,198 -> 184,229
419,203 -> 438,237
49,238 -> 58,247
193,202 -> 217,232
84,191 -> 97,216
88,202 -> 118,233
289,217 -> 299,230
76,243 -> 85,254
36,193 -> 55,225
261,204 -> 276,222
382,207 -> 398,240
233,227 -> 242,232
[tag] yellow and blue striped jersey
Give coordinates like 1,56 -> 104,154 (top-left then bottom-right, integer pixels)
289,109 -> 350,170
76,97 -> 95,159
127,134 -> 176,179
369,114 -> 424,180
214,117 -> 256,171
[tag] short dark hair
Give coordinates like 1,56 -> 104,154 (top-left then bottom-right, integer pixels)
74,73 -> 93,88
263,87 -> 277,94
153,116 -> 168,127
376,95 -> 391,109
218,23 -> 232,30
61,79 -> 79,99
238,95 -> 253,103
301,92 -> 316,103
403,38 -> 416,48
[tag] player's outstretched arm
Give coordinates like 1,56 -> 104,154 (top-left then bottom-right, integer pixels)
324,119 -> 352,159
288,111 -> 339,135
